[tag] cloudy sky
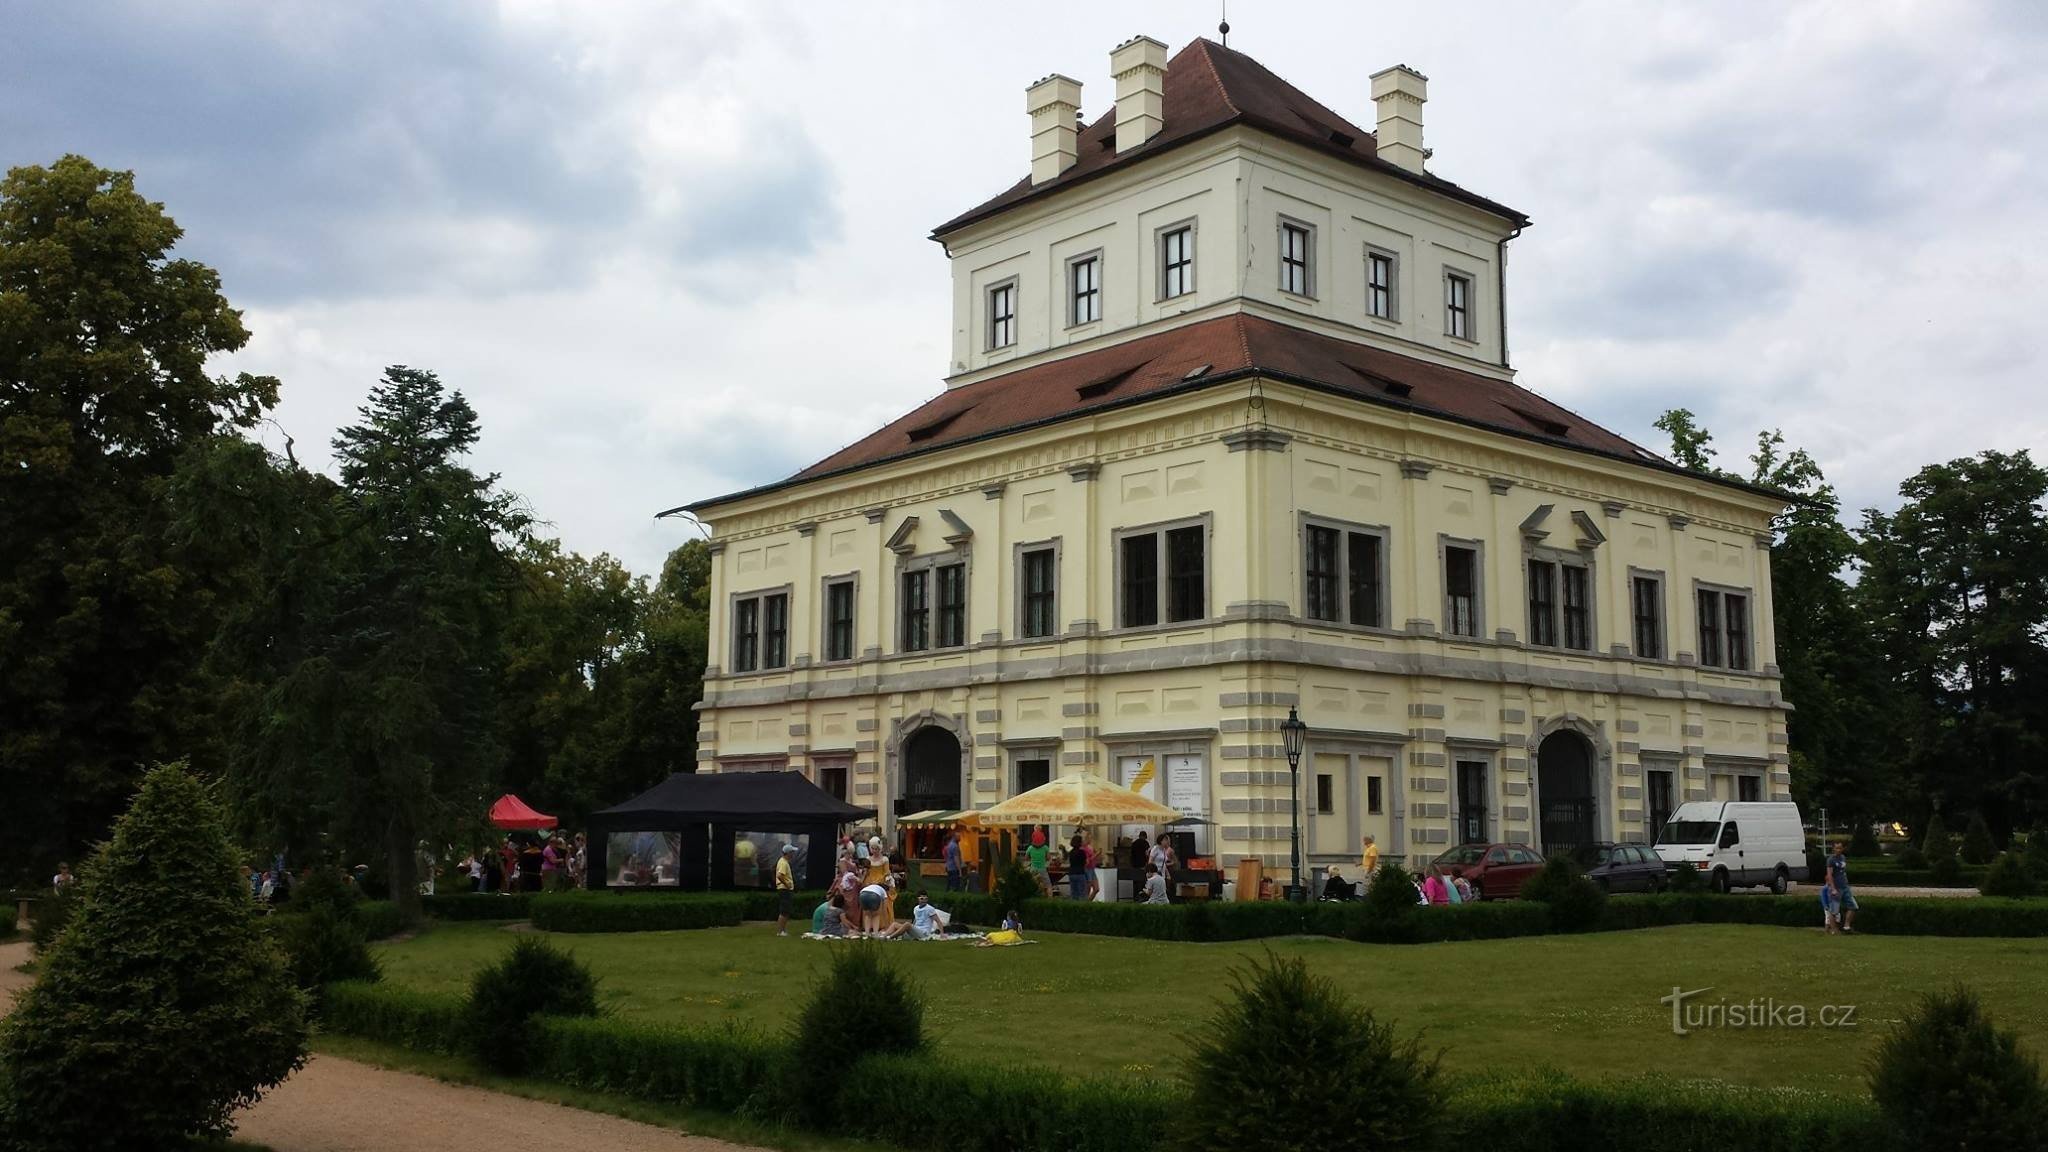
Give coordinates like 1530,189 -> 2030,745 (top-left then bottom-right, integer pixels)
7,0 -> 2044,573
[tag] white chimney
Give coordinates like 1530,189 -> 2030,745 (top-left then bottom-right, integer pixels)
1369,65 -> 1428,172
1110,35 -> 1167,152
1025,74 -> 1083,185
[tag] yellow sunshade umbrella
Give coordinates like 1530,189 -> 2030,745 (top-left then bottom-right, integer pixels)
976,772 -> 1182,827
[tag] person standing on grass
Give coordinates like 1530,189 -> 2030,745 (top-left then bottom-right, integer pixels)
1130,831 -> 1151,871
1819,874 -> 1839,934
1828,841 -> 1857,934
1066,833 -> 1091,900
1026,833 -> 1051,895
858,882 -> 890,936
774,843 -> 798,937
944,829 -> 964,892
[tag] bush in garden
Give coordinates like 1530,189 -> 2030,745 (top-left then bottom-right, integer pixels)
1848,820 -> 1880,858
1365,859 -> 1421,920
269,885 -> 381,1005
2029,825 -> 2048,885
1960,813 -> 1997,866
1666,859 -> 1704,892
466,935 -> 601,1074
1519,855 -> 1606,933
1920,814 -> 1953,863
25,888 -> 74,955
1869,985 -> 2047,1150
992,854 -> 1043,916
1979,853 -> 2037,899
1930,855 -> 1964,886
779,943 -> 926,1125
1181,952 -> 1442,1151
0,764 -> 307,1152
1896,844 -> 1929,871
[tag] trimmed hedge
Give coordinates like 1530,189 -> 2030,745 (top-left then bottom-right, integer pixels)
356,900 -> 407,941
529,891 -> 746,934
421,892 -> 535,921
323,981 -> 466,1055
846,1052 -> 1176,1152
532,1015 -> 779,1115
1446,1071 -> 1888,1152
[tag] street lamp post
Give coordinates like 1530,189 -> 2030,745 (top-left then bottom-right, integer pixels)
1280,706 -> 1308,903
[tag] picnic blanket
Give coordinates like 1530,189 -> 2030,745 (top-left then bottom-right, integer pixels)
801,931 -> 986,942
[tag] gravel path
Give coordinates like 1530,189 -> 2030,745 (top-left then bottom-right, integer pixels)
1,940 -> 763,1152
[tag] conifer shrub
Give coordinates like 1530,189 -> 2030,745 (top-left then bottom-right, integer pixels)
1181,952 -> 1442,1151
1848,820 -> 1880,858
0,764 -> 307,1151
1519,855 -> 1607,933
1978,853 -> 2037,899
2028,825 -> 2048,885
1959,813 -> 1996,866
25,889 -> 73,956
992,854 -> 1042,916
1896,845 -> 1929,871
1666,859 -> 1704,892
1930,854 -> 1964,886
466,935 -> 600,1074
1920,814 -> 1953,863
779,943 -> 926,1125
1869,985 -> 2047,1150
1365,859 -> 1422,919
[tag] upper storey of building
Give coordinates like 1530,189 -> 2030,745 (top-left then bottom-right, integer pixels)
930,36 -> 1529,385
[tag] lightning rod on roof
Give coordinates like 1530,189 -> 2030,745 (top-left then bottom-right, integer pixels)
1219,0 -> 1230,46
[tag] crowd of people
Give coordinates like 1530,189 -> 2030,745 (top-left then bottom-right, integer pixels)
457,833 -> 586,894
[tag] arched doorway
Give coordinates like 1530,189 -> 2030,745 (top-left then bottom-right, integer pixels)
899,727 -> 963,815
1537,730 -> 1596,856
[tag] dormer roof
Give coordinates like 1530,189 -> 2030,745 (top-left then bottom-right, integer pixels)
931,38 -> 1528,240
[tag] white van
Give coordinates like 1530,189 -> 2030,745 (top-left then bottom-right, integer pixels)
1654,801 -> 1808,894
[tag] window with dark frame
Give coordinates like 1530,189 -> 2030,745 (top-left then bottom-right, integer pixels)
1697,588 -> 1724,668
1367,251 -> 1395,319
1724,592 -> 1750,671
1119,524 -> 1206,627
1631,575 -> 1663,660
935,563 -> 966,648
1367,775 -> 1384,815
730,591 -> 787,673
763,593 -> 788,669
1280,221 -> 1311,296
1527,559 -> 1557,647
1348,533 -> 1384,628
1527,558 -> 1592,651
825,579 -> 855,662
987,282 -> 1016,349
1070,255 -> 1100,326
900,570 -> 930,652
1303,523 -> 1386,628
1444,545 -> 1479,637
1020,547 -> 1057,638
1161,225 -> 1194,299
1305,525 -> 1340,621
1562,565 -> 1591,651
732,598 -> 760,673
1315,773 -> 1335,814
1445,272 -> 1472,340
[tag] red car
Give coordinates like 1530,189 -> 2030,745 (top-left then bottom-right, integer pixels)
1428,842 -> 1545,900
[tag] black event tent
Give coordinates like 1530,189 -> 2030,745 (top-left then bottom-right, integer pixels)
586,771 -> 875,892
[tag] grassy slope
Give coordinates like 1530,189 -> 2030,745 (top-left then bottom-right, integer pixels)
374,921 -> 2048,1098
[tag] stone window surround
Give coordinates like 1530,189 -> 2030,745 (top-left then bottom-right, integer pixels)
818,571 -> 860,666
1301,733 -> 1403,861
1364,243 -> 1400,323
1276,213 -> 1316,300
1526,713 -> 1616,847
1064,249 -> 1103,330
896,549 -> 972,656
1625,566 -> 1666,661
1012,536 -> 1063,641
1111,513 -> 1213,630
1155,217 -> 1198,302
1692,578 -> 1756,672
884,709 -> 973,831
1004,740 -> 1059,796
1442,263 -> 1477,343
1298,513 -> 1392,630
1447,741 -> 1500,846
1523,543 -> 1597,654
985,276 -> 1019,352
1437,533 -> 1487,640
728,583 -> 793,673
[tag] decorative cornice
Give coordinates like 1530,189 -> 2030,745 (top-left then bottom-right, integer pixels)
885,516 -> 920,555
1487,477 -> 1514,495
1220,427 -> 1293,453
1571,509 -> 1607,549
863,508 -> 886,524
981,483 -> 1007,501
1067,463 -> 1100,482
938,508 -> 974,544
1668,514 -> 1692,532
1399,459 -> 1433,480
795,522 -> 817,538
1602,500 -> 1626,519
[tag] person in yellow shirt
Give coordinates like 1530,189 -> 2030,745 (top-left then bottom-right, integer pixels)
774,844 -> 797,937
1361,835 -> 1380,881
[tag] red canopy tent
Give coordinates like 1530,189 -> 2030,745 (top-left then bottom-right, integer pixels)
488,794 -> 557,831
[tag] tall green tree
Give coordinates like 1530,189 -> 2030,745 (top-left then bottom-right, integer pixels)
1858,451 -> 2048,834
222,367 -> 525,916
0,156 -> 278,871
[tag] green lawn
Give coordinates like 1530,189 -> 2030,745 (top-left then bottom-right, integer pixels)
375,920 -> 2048,1098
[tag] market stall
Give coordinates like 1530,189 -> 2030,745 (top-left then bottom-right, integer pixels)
586,771 -> 874,892
488,794 -> 557,831
975,773 -> 1183,899
896,809 -> 992,890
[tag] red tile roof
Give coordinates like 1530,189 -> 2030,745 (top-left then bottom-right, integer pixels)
932,38 -> 1528,240
684,314 -> 1682,514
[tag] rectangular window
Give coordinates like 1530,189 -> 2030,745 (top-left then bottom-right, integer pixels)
1347,533 -> 1383,628
1161,225 -> 1194,299
1445,271 -> 1472,340
820,765 -> 847,802
1020,547 -> 1057,639
1120,533 -> 1159,628
1069,255 -> 1100,326
1367,250 -> 1395,319
1304,525 -> 1340,621
1165,525 -> 1205,623
732,598 -> 760,673
1527,559 -> 1557,647
1315,773 -> 1335,815
1444,545 -> 1479,637
1367,775 -> 1384,815
900,570 -> 930,653
1724,592 -> 1750,671
1280,220 -> 1312,296
1631,576 -> 1663,660
934,563 -> 966,648
825,579 -> 856,662
1562,565 -> 1591,651
987,281 -> 1016,349
1697,589 -> 1723,668
762,592 -> 788,669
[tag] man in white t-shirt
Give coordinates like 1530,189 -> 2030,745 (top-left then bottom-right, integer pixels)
1142,864 -> 1170,905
